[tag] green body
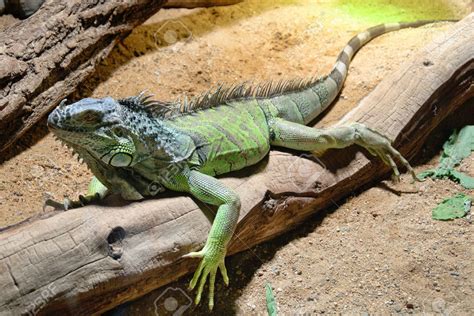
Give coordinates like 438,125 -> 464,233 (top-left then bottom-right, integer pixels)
168,100 -> 270,176
47,21 -> 434,309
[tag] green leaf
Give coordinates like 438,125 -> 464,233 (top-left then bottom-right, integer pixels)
265,282 -> 277,316
432,193 -> 471,220
418,126 -> 474,189
450,170 -> 474,189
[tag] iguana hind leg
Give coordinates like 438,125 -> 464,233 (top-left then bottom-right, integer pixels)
269,118 -> 420,181
164,170 -> 240,310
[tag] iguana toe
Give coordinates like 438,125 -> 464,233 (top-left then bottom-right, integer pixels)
184,245 -> 227,310
351,123 -> 422,183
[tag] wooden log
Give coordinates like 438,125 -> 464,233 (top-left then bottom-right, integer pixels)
0,0 -> 168,155
0,14 -> 472,316
0,0 -> 242,19
0,0 -> 242,157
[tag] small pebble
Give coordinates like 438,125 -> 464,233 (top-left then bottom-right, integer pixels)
246,302 -> 256,310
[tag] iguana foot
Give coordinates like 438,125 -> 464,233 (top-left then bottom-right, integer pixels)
43,193 -> 100,211
183,243 -> 229,310
349,123 -> 423,182
269,119 -> 423,183
44,177 -> 109,211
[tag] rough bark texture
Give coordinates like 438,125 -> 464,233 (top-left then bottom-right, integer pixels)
0,0 -> 242,157
0,0 -> 167,154
0,14 -> 472,316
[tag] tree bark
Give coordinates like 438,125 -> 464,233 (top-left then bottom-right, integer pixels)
0,0 -> 167,154
0,14 -> 472,316
0,0 -> 243,157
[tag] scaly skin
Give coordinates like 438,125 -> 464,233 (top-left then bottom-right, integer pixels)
45,21 -> 442,309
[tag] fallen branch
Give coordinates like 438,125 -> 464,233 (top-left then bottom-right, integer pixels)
0,0 -> 167,155
0,13 -> 472,316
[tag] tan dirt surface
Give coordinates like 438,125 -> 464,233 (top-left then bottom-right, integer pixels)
0,1 -> 472,314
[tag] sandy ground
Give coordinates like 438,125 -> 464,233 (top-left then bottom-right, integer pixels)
0,0 -> 473,315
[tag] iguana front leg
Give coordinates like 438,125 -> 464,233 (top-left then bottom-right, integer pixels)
44,176 -> 109,210
270,119 -> 421,181
164,169 -> 240,310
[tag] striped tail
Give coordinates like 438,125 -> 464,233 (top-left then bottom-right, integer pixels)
301,20 -> 452,124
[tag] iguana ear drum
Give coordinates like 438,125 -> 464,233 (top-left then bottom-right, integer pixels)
101,150 -> 133,167
109,153 -> 133,167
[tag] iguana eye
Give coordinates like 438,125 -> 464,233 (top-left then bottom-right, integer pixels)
109,152 -> 133,167
76,110 -> 103,124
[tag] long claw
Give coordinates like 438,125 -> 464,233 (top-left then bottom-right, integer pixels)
208,270 -> 216,310
189,259 -> 205,290
194,286 -> 202,305
195,267 -> 210,305
385,145 -> 424,182
43,197 -> 73,211
182,251 -> 204,259
219,261 -> 229,285
385,154 -> 400,182
63,198 -> 72,210
374,149 -> 390,165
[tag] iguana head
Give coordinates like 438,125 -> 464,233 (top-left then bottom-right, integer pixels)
48,97 -> 140,167
48,94 -> 195,168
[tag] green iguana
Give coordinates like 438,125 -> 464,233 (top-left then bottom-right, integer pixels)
46,21 -> 438,309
